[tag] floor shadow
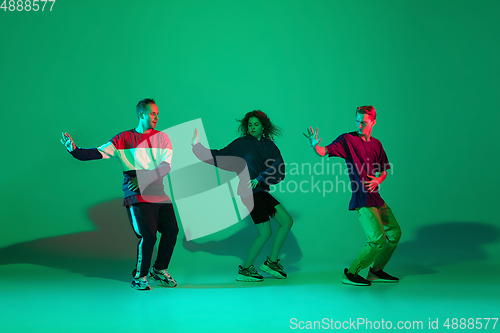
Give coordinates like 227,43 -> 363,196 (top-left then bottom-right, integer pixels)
183,215 -> 303,272
0,199 -> 137,282
392,221 -> 499,277
0,198 -> 303,281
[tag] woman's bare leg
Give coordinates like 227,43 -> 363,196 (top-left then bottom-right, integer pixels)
242,221 -> 272,268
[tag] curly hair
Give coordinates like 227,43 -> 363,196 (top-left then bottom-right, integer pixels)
237,110 -> 282,141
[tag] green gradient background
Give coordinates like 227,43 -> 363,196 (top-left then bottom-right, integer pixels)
1,1 -> 499,332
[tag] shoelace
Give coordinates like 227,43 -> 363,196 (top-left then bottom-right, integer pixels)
268,259 -> 283,270
248,265 -> 258,274
135,277 -> 148,285
156,269 -> 173,278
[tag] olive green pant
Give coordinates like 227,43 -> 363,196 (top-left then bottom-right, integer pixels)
348,203 -> 401,275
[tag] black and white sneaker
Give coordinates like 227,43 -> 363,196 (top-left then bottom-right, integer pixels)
149,268 -> 177,287
367,268 -> 399,283
236,265 -> 263,282
260,257 -> 287,279
130,276 -> 151,291
342,268 -> 371,286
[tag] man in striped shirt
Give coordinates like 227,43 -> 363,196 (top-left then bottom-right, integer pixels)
61,98 -> 178,291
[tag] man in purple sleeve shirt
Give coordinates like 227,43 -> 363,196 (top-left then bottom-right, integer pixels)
304,106 -> 401,286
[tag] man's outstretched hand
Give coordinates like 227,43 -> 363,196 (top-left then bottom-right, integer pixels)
304,127 -> 327,156
61,132 -> 76,152
303,127 -> 322,148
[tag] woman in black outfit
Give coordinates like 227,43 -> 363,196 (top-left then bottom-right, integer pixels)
192,110 -> 293,281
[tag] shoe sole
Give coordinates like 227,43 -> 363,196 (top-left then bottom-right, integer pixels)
341,277 -> 371,286
367,278 -> 399,283
236,274 -> 263,282
130,284 -> 151,291
259,264 -> 287,279
149,274 -> 177,287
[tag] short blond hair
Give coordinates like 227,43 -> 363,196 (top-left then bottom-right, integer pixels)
356,105 -> 376,120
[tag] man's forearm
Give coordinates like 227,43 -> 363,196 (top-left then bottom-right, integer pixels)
69,148 -> 103,161
313,145 -> 327,157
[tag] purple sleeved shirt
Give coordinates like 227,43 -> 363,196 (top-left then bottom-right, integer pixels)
325,131 -> 391,210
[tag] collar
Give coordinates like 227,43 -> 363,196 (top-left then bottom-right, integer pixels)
245,134 -> 268,142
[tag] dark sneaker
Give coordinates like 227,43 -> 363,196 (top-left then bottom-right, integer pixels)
367,268 -> 399,283
130,276 -> 151,291
149,268 -> 177,287
260,257 -> 287,279
342,268 -> 371,286
236,265 -> 263,282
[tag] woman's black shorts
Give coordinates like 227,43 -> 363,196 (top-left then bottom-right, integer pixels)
241,191 -> 280,224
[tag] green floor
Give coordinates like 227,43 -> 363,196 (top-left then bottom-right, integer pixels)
1,260 -> 498,332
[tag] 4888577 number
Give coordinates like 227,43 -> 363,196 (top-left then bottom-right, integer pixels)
1,0 -> 56,11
